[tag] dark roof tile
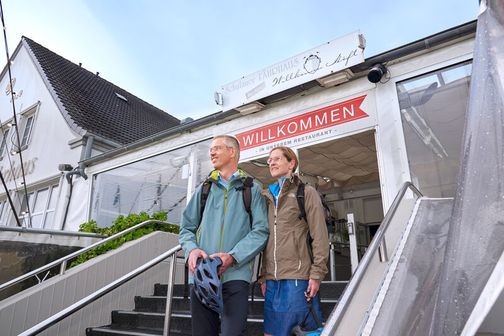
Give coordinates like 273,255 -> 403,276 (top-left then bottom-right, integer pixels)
23,37 -> 180,145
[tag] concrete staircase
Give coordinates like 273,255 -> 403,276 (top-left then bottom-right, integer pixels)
85,281 -> 347,335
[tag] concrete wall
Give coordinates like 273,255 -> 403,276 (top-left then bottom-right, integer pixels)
0,231 -> 183,336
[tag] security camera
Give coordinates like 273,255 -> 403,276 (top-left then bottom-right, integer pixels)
367,64 -> 388,83
58,164 -> 74,172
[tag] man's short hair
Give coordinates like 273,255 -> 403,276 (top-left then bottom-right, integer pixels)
213,135 -> 241,161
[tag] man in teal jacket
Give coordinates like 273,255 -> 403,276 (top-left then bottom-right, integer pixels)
179,135 -> 268,336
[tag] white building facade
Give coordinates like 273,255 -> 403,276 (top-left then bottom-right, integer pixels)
81,21 -> 475,243
0,37 -> 180,232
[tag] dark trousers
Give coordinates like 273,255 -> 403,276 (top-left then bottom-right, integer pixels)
190,280 -> 249,336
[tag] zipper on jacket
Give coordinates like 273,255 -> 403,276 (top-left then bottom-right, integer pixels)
219,189 -> 228,252
273,183 -> 284,280
273,205 -> 278,279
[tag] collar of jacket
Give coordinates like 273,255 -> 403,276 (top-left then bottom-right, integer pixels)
208,168 -> 249,184
281,173 -> 302,191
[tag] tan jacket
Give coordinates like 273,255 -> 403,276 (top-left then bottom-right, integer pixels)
260,175 -> 329,281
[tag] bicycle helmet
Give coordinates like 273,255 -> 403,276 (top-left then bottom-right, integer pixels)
193,257 -> 223,314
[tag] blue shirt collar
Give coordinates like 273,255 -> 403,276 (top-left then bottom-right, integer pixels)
268,177 -> 286,204
218,170 -> 240,188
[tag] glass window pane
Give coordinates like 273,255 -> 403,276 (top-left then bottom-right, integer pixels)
0,128 -> 10,156
397,61 -> 472,197
21,116 -> 34,147
31,213 -> 43,228
44,211 -> 55,229
33,188 -> 49,213
0,201 -> 5,224
26,192 -> 34,211
91,139 -> 212,227
47,185 -> 59,209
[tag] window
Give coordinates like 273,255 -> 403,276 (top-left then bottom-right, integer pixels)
20,115 -> 34,148
12,103 -> 38,152
397,61 -> 472,197
0,199 -> 11,225
91,140 -> 213,227
0,127 -> 10,158
21,185 -> 59,228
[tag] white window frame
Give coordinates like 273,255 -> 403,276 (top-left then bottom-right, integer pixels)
14,102 -> 40,152
20,114 -> 35,148
0,123 -> 12,159
21,184 -> 59,229
0,199 -> 9,225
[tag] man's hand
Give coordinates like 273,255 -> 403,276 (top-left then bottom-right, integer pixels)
209,252 -> 235,276
305,279 -> 321,302
188,248 -> 208,274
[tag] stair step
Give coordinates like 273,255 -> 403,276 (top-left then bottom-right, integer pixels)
134,295 -> 338,317
111,311 -> 165,330
155,281 -> 348,299
168,313 -> 264,336
87,281 -> 347,335
85,326 -> 163,336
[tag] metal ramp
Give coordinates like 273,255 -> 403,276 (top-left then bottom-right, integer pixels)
322,191 -> 454,335
361,198 -> 453,335
325,1 -> 504,334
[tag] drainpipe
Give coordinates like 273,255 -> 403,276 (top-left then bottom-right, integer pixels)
59,136 -> 93,230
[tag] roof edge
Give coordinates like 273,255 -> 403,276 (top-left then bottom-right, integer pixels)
21,37 -> 87,137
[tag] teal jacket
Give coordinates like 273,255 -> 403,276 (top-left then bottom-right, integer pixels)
179,169 -> 269,284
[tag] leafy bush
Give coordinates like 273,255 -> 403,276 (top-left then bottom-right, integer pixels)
70,211 -> 179,268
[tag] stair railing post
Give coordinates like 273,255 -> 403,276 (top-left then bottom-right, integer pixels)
163,253 -> 177,336
330,242 -> 336,281
60,260 -> 67,275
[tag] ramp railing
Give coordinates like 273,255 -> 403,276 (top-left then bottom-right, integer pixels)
322,182 -> 422,335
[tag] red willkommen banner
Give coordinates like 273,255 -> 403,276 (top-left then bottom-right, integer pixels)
236,95 -> 367,150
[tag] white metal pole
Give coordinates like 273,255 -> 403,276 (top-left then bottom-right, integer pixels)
347,213 -> 359,274
163,254 -> 177,336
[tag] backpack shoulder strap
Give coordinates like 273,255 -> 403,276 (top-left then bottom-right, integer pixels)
200,179 -> 212,221
242,176 -> 254,228
296,182 -> 307,221
297,182 -> 314,263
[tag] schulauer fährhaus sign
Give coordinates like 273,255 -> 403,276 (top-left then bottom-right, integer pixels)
218,32 -> 365,112
235,95 -> 369,158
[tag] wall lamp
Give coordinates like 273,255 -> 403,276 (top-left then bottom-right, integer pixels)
367,63 -> 388,83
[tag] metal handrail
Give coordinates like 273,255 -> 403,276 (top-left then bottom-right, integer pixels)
0,219 -> 172,293
322,182 -> 422,335
0,225 -> 106,238
18,244 -> 182,336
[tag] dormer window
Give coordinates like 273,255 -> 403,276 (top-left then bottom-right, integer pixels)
20,114 -> 34,148
12,102 -> 39,152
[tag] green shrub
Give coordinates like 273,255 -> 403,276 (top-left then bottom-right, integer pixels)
70,211 -> 179,268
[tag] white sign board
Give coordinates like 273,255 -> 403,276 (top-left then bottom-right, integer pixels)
219,32 -> 365,112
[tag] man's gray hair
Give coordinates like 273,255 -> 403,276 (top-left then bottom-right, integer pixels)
214,135 -> 240,161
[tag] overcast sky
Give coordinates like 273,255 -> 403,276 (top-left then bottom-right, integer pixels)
0,1 -> 479,120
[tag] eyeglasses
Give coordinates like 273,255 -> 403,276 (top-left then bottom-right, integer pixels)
209,145 -> 231,153
267,156 -> 284,165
